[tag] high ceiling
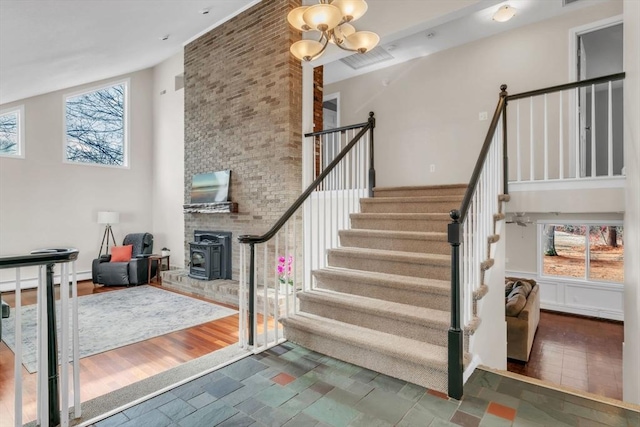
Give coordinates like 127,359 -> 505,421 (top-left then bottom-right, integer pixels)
0,0 -> 609,105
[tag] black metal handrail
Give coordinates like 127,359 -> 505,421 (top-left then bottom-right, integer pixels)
1,247 -> 79,427
304,121 -> 369,138
239,112 -> 375,245
456,85 -> 509,225
508,72 -> 625,101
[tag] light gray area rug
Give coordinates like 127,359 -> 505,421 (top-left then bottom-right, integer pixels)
1,285 -> 237,373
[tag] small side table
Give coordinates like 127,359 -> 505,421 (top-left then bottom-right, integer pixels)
148,254 -> 170,284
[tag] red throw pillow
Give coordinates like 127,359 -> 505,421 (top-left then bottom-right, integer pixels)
110,245 -> 133,262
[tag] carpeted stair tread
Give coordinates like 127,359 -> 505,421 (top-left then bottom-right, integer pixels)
339,229 -> 447,242
374,184 -> 467,198
298,289 -> 449,329
313,267 -> 450,295
282,313 -> 448,369
364,195 -> 464,203
328,247 -> 450,265
351,212 -> 451,220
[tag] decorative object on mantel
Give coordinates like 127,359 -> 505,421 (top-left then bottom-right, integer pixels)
161,247 -> 171,257
186,170 -> 236,213
288,0 -> 379,62
97,210 -> 119,256
191,170 -> 231,203
183,202 -> 238,214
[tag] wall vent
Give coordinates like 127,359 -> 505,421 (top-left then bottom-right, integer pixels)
340,46 -> 394,70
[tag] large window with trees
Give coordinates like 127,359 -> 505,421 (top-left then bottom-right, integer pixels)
0,105 -> 24,158
540,222 -> 624,283
64,81 -> 127,166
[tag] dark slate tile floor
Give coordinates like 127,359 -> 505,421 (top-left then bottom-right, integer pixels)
93,343 -> 640,427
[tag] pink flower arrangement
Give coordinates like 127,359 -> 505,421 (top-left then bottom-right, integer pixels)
277,255 -> 294,285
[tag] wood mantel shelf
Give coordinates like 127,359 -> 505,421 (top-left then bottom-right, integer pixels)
183,202 -> 238,214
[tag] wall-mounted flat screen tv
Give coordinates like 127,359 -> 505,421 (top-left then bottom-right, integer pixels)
191,170 -> 231,203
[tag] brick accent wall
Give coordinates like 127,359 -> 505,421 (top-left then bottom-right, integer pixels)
184,0 -> 302,279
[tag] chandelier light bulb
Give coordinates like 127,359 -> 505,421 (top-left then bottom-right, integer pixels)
290,39 -> 324,62
287,6 -> 310,31
347,30 -> 379,53
302,3 -> 343,32
492,5 -> 516,22
331,0 -> 368,22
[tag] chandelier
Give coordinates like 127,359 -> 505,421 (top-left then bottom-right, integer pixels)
288,0 -> 380,62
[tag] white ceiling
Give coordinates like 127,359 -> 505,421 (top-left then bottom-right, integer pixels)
0,0 -> 610,105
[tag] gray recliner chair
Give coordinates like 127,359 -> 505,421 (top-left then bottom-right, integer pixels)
0,293 -> 9,342
92,233 -> 155,286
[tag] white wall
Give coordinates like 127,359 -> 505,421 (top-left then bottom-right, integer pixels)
325,1 -> 623,188
623,0 -> 640,406
0,69 -> 154,289
152,52 -> 185,268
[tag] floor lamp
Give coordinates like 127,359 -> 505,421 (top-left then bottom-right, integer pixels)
98,211 -> 119,257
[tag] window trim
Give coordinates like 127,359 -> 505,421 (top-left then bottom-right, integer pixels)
62,79 -> 130,168
537,219 -> 624,285
0,105 -> 25,159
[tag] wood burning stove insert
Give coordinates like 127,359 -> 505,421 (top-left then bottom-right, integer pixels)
189,230 -> 232,280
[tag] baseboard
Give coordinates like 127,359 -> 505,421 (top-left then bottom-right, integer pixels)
0,271 -> 92,293
463,354 -> 482,384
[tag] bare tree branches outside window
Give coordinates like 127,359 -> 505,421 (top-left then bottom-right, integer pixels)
0,111 -> 19,155
65,83 -> 125,166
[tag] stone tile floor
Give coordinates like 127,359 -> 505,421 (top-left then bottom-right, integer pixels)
93,342 -> 640,427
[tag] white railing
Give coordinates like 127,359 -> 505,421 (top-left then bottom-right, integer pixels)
238,114 -> 375,352
1,249 -> 80,427
508,73 -> 625,184
459,118 -> 504,329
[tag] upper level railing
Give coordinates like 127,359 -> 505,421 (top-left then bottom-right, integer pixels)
238,113 -> 375,351
0,248 -> 80,427
507,72 -> 625,185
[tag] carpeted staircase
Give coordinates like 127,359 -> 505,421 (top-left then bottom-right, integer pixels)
282,184 -> 473,393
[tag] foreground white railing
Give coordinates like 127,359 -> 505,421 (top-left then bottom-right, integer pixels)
508,72 -> 625,184
0,249 -> 80,427
238,114 -> 375,352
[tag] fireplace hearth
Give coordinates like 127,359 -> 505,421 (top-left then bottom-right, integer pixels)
189,230 -> 232,280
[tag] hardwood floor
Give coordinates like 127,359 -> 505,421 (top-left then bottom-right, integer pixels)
0,281 -> 240,426
507,310 -> 624,400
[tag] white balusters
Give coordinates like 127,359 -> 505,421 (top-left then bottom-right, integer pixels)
508,75 -> 624,184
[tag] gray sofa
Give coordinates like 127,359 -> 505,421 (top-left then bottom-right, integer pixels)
1,294 -> 9,342
505,277 -> 540,362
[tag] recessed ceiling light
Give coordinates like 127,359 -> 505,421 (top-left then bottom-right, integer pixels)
492,5 -> 516,22
199,8 -> 210,15
160,34 -> 170,41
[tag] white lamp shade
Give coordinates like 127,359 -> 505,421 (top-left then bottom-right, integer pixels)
287,6 -> 309,31
492,5 -> 516,22
331,0 -> 368,22
347,30 -> 379,53
97,211 -> 120,225
290,39 -> 324,61
303,4 -> 343,32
